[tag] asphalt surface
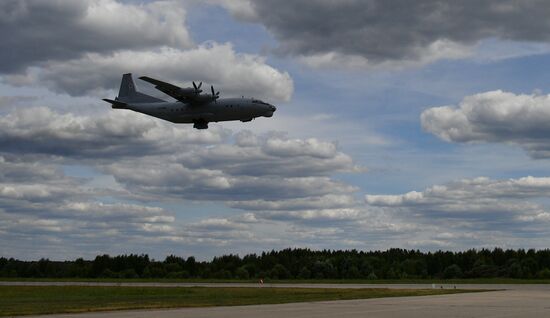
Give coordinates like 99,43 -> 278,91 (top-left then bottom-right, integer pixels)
3,282 -> 549,318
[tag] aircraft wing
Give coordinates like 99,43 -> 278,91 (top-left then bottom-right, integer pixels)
139,76 -> 197,103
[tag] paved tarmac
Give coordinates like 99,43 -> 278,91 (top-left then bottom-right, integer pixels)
21,289 -> 550,318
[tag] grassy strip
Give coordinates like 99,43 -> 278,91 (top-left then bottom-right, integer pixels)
0,286 -> 479,316
1,277 -> 549,284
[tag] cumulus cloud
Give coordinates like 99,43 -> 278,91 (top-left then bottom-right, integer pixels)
227,194 -> 356,211
0,156 -> 61,182
100,133 -> 360,202
421,90 -> 550,158
0,159 -> 286,255
209,0 -> 257,20
296,40 -> 471,69
0,105 -> 367,257
0,159 -> 92,217
366,176 -> 550,224
0,156 -> 269,258
0,157 -> 181,257
359,175 -> 550,249
0,0 -> 192,73
21,44 -> 293,102
224,194 -> 367,237
0,96 -> 38,109
259,208 -> 362,223
0,106 -> 229,159
0,107 -> 359,201
179,135 -> 361,177
262,137 -> 338,158
222,0 -> 550,67
0,203 -> 179,257
191,218 -> 248,231
106,159 -> 357,202
0,1 -> 293,102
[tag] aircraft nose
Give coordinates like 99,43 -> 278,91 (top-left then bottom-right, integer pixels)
263,104 -> 276,117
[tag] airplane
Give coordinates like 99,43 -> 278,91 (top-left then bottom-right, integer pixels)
103,74 -> 276,129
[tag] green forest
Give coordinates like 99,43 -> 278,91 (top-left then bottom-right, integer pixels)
2,248 -> 550,280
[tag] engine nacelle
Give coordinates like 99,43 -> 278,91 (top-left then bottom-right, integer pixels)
194,94 -> 217,103
178,87 -> 201,95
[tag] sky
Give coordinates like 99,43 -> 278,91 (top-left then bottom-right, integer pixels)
2,0 -> 550,261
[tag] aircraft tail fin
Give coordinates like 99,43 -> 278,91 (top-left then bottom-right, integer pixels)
117,73 -> 165,103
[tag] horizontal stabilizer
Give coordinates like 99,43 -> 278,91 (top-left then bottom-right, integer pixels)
102,98 -> 128,109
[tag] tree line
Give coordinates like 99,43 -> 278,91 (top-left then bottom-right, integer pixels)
2,248 -> 550,280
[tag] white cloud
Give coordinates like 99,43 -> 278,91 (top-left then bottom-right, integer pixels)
9,43 -> 293,102
208,0 -> 257,20
0,158 -> 181,256
0,104 -> 369,258
358,176 -> 550,250
1,1 -> 294,103
0,0 -> 192,73
0,106 -> 360,204
223,0 -> 550,68
366,176 -> 550,222
78,0 -> 191,49
106,157 -> 358,201
421,90 -> 550,158
259,208 -> 362,223
262,137 -> 337,158
191,218 -> 248,231
297,40 -> 472,70
228,194 -> 356,211
180,135 -> 361,177
0,106 -> 228,158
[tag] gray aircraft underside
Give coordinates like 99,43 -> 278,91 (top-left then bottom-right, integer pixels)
103,74 -> 276,129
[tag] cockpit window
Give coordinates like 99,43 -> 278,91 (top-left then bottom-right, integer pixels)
252,99 -> 270,105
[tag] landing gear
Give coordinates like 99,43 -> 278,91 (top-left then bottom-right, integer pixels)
193,119 -> 208,130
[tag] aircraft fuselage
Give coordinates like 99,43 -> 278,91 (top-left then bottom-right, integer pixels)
104,74 -> 277,129
120,97 -> 276,125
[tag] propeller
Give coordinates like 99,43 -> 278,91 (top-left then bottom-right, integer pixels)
211,85 -> 220,102
192,81 -> 203,93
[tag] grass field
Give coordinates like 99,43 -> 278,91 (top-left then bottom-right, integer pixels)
0,286 -> 479,316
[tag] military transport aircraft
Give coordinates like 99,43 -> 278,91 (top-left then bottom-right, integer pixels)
103,74 -> 276,129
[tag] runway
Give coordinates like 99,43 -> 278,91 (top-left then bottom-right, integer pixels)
20,288 -> 550,318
